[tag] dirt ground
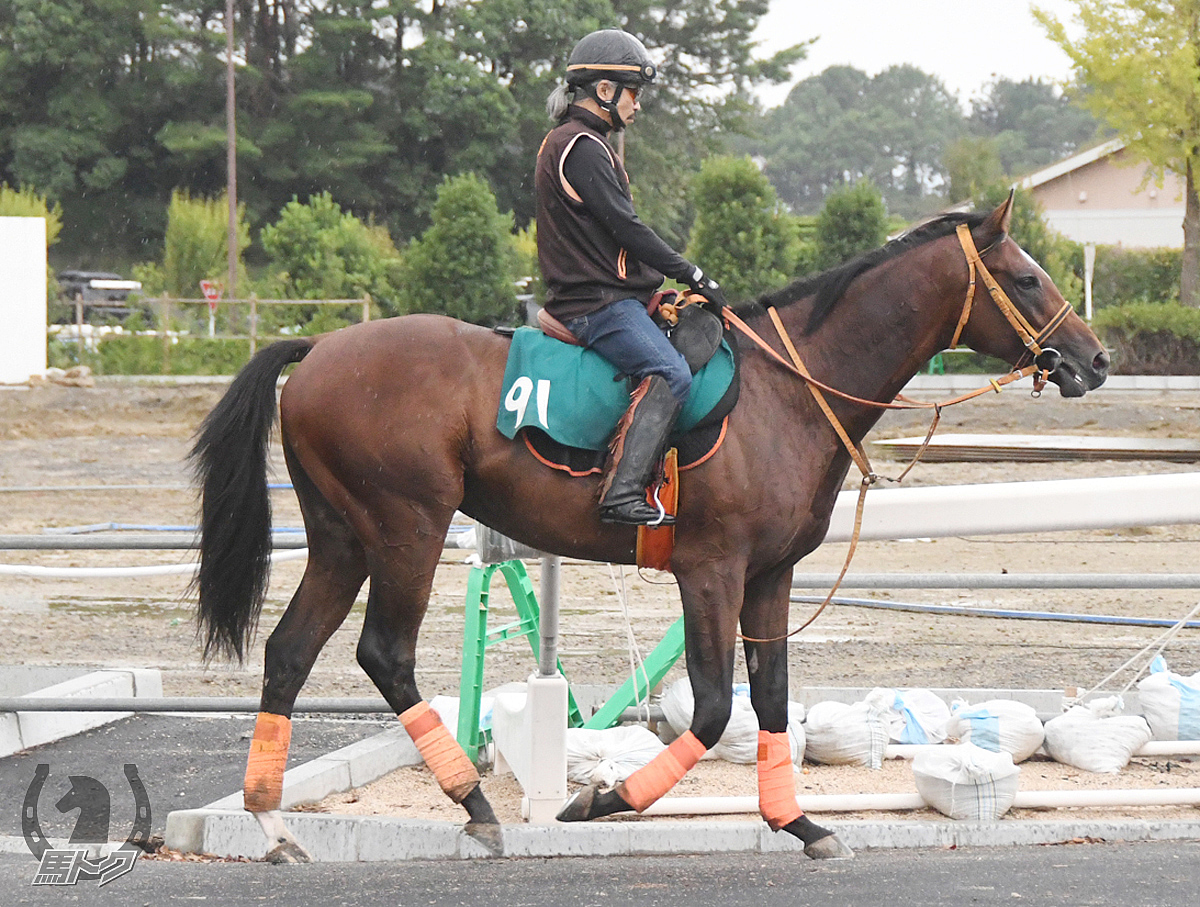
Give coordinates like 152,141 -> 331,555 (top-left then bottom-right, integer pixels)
2,378 -> 1200,825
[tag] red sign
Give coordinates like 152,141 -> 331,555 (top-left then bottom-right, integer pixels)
200,280 -> 220,313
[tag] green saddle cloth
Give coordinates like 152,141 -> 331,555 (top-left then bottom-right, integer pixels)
496,327 -> 736,451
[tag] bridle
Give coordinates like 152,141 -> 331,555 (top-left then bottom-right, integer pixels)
952,223 -> 1073,378
720,223 -> 1077,643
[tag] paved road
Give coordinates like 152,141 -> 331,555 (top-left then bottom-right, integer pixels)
0,713 -> 392,841
1,840 -> 1198,906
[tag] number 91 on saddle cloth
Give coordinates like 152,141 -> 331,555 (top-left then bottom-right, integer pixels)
496,326 -> 738,452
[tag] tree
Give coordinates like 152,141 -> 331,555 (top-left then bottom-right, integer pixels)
685,156 -> 797,302
813,180 -> 889,271
399,173 -> 519,326
162,190 -> 249,299
260,191 -> 403,311
968,78 -> 1101,177
1034,0 -> 1200,306
0,183 -> 63,245
752,65 -> 963,219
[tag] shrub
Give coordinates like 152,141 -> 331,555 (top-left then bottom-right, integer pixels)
399,173 -> 519,326
162,190 -> 249,298
1093,302 -> 1200,375
1092,246 -> 1180,309
685,155 -> 799,302
261,192 -> 404,318
49,335 -> 252,375
814,181 -> 889,271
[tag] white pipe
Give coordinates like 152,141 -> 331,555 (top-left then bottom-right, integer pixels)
641,793 -> 925,815
885,742 -> 1200,760
824,472 -> 1200,542
639,786 -> 1200,817
0,549 -> 307,578
1011,788 -> 1200,809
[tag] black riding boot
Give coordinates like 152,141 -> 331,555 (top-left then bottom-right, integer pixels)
599,375 -> 681,526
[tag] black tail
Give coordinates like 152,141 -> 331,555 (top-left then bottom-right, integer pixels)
189,338 -> 315,662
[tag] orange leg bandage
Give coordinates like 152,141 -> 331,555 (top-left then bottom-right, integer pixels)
244,712 -> 292,813
618,730 -> 707,812
399,701 -> 481,803
757,730 -> 803,830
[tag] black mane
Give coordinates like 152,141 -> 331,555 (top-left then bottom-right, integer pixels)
739,211 -> 988,334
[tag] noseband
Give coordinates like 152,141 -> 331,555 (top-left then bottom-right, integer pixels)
952,223 -> 1073,386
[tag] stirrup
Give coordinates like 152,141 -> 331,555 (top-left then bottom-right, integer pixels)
599,497 -> 675,526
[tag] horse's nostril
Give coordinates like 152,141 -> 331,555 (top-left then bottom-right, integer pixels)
1094,350 -> 1111,373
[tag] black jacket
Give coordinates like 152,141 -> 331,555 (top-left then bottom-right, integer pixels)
535,106 -> 696,322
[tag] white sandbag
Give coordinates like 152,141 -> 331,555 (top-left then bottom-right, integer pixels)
787,701 -> 806,765
803,699 -> 890,769
565,726 -> 665,787
1042,700 -> 1152,773
867,688 -> 951,744
946,699 -> 1046,763
913,743 -> 1020,820
1136,655 -> 1200,741
660,679 -> 760,763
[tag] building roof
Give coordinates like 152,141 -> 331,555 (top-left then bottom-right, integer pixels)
1016,138 -> 1126,191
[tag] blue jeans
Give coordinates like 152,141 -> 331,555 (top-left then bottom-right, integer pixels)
563,298 -> 692,404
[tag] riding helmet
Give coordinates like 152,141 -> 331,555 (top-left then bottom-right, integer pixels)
566,29 -> 657,88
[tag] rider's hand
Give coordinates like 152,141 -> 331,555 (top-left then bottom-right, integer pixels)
688,268 -> 729,310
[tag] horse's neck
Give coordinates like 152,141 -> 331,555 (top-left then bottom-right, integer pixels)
766,252 -> 962,439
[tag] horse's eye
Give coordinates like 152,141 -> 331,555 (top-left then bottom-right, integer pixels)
1016,275 -> 1040,291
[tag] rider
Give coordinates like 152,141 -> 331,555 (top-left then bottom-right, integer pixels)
536,28 -> 728,527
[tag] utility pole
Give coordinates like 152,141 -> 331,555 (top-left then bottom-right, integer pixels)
225,0 -> 238,302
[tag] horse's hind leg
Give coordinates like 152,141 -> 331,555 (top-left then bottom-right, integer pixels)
354,514 -> 503,855
741,567 -> 853,860
244,463 -> 368,862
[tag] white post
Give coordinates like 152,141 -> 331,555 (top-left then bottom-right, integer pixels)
1083,242 -> 1096,322
0,218 -> 48,384
524,555 -> 567,824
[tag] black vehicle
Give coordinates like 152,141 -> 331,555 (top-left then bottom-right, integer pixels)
57,270 -> 142,318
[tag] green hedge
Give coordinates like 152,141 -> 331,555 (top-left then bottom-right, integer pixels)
49,336 -> 254,375
1093,302 -> 1200,375
1092,247 -> 1181,309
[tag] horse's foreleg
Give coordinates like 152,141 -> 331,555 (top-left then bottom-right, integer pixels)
742,568 -> 853,860
558,569 -> 738,823
246,537 -> 367,862
356,552 -> 503,855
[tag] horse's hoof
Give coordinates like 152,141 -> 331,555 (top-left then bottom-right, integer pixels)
555,785 -> 598,822
264,839 -> 312,864
804,833 -> 854,860
463,821 -> 504,857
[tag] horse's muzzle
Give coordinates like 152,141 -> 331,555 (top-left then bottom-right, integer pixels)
1049,347 -> 1109,398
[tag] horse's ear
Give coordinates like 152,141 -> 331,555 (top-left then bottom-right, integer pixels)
979,188 -> 1015,239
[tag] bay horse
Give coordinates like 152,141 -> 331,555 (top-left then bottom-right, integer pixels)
191,195 -> 1108,861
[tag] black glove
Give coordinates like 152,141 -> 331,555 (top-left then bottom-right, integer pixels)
688,268 -> 729,310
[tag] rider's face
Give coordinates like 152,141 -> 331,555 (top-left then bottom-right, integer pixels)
616,84 -> 640,124
599,80 -> 641,125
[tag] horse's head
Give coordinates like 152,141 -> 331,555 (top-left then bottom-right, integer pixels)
956,193 -> 1109,397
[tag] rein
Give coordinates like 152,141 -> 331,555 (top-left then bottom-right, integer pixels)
729,225 -> 1073,644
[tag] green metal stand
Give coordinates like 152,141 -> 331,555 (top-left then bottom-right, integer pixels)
457,559 -> 583,761
582,615 -> 686,729
457,559 -> 690,757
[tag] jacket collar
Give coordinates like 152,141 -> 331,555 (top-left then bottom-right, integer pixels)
565,104 -> 613,136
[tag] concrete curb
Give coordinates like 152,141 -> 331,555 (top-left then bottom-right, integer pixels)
0,667 -> 163,757
162,808 -> 1200,862
164,721 -> 1200,861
